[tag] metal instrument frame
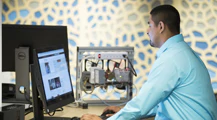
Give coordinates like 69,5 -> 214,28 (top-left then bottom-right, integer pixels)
76,47 -> 135,105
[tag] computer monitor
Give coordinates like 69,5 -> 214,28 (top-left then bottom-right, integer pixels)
31,45 -> 74,119
2,24 -> 69,71
2,24 -> 69,103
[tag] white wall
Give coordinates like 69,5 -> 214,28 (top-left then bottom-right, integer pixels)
0,1 -> 2,107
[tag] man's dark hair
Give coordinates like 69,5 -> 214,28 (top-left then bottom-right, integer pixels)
150,5 -> 180,34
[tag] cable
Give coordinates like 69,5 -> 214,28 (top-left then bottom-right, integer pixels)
96,60 -> 104,69
132,83 -> 138,96
85,59 -> 104,71
114,84 -> 126,94
91,94 -> 128,106
122,55 -> 137,77
78,55 -> 94,101
24,88 -> 32,104
47,110 -> 56,116
79,55 -> 94,80
124,59 -> 127,69
83,77 -> 94,94
84,59 -> 87,71
98,84 -> 116,95
25,105 -> 33,116
88,83 -> 137,106
66,101 -> 80,108
25,110 -> 33,116
78,55 -> 136,107
69,83 -> 135,108
44,107 -> 63,116
55,107 -> 64,111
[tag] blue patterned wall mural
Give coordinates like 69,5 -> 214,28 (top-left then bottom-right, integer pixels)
2,0 -> 217,99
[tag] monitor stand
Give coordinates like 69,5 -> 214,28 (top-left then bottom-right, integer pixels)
3,47 -> 31,104
15,47 -> 30,102
30,65 -> 72,120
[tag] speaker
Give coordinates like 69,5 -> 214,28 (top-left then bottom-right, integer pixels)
0,104 -> 25,120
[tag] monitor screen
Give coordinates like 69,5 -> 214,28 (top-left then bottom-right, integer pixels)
2,24 -> 69,71
33,45 -> 74,113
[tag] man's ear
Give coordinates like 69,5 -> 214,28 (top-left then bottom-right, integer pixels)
158,21 -> 164,33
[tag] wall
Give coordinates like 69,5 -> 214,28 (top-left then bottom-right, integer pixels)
2,0 -> 217,99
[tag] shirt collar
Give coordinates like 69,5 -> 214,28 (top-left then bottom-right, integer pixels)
156,34 -> 184,58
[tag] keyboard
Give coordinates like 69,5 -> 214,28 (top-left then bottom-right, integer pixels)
71,115 -> 110,120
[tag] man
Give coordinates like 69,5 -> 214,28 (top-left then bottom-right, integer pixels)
81,5 -> 217,120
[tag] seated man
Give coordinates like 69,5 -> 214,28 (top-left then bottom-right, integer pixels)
81,4 -> 217,120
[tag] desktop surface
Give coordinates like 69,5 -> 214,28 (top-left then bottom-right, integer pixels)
25,105 -> 155,120
25,105 -> 105,120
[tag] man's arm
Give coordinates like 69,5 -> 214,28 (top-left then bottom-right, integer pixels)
108,59 -> 180,120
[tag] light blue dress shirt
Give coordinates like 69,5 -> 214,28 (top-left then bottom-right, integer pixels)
108,34 -> 217,120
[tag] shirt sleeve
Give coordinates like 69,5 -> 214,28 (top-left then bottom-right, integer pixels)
108,59 -> 181,120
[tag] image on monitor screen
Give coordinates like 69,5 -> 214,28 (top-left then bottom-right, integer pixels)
32,45 -> 75,115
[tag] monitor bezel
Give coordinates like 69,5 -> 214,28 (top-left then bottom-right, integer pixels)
33,45 -> 75,113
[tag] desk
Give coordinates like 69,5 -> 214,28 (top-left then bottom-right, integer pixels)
25,105 -> 155,120
25,105 -> 106,119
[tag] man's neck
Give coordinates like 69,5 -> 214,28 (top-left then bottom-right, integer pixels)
159,32 -> 179,48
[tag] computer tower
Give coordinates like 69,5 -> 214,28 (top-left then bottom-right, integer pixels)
0,104 -> 25,120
